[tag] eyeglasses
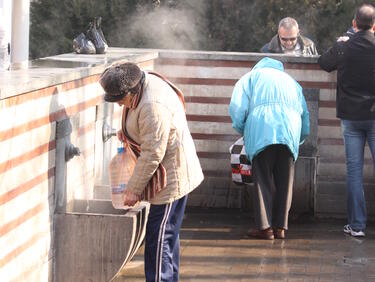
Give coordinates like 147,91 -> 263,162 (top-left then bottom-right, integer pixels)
280,37 -> 297,42
120,89 -> 136,97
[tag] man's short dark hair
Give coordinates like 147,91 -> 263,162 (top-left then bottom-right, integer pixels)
355,4 -> 375,31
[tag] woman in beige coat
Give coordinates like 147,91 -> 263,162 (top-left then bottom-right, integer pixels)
99,62 -> 203,282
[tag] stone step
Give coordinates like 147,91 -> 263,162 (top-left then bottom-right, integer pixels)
315,180 -> 375,218
94,184 -> 111,200
318,161 -> 375,179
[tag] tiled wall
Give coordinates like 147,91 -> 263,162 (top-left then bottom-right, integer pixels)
0,59 -> 153,281
0,75 -> 102,280
154,57 -> 323,208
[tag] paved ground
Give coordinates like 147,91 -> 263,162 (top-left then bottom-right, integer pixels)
115,208 -> 375,282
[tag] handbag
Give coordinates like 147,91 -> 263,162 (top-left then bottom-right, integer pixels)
229,137 -> 253,185
86,17 -> 108,54
72,33 -> 96,54
96,17 -> 108,45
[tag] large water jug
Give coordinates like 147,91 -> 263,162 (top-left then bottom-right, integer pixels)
109,145 -> 137,209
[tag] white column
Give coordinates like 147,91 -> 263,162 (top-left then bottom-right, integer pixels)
0,0 -> 11,70
11,0 -> 30,68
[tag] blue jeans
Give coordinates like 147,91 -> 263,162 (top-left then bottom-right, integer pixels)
341,120 -> 375,230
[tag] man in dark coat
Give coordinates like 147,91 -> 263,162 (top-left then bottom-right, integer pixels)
318,4 -> 375,238
261,17 -> 318,56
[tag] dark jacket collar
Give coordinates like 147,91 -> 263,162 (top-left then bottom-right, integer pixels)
353,30 -> 375,39
268,34 -> 314,53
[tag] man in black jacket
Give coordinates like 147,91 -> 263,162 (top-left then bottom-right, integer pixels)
261,17 -> 318,56
318,4 -> 375,238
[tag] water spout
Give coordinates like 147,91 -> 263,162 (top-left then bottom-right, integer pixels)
102,121 -> 117,143
65,142 -> 80,162
55,118 -> 82,211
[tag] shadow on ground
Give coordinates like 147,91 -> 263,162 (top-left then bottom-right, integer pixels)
116,208 -> 375,282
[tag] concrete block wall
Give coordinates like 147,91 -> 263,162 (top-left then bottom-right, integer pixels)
0,74 -> 105,281
154,56 -> 247,208
154,52 -> 374,216
0,58 -> 154,282
154,54 -> 322,210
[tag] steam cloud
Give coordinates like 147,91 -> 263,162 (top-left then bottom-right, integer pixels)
121,2 -> 208,50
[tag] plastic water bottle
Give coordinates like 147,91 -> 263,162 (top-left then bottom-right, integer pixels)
109,146 -> 136,209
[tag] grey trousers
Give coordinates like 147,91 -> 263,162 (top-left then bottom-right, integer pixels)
252,144 -> 295,230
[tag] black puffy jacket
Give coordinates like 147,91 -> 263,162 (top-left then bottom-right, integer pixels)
318,30 -> 375,120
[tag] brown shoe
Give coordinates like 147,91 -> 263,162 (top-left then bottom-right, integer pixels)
273,228 -> 286,239
248,228 -> 274,240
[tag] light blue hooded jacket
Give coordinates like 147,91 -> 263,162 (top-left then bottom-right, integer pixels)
229,57 -> 310,161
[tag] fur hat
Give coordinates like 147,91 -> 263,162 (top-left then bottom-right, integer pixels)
99,62 -> 143,102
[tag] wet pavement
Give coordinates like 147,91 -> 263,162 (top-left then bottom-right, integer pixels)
116,208 -> 375,282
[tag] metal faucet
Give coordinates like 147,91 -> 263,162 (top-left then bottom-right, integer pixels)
102,121 -> 117,143
65,143 -> 81,162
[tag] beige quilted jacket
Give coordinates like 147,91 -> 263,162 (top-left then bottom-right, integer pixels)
125,72 -> 204,205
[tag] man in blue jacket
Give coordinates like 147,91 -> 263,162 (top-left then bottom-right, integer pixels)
229,57 -> 310,240
318,4 -> 375,238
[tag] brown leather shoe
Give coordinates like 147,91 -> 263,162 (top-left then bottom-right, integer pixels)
273,228 -> 286,239
248,228 -> 274,240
